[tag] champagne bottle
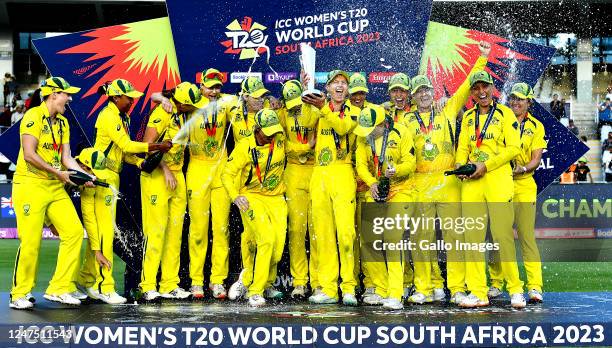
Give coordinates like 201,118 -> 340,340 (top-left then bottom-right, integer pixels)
140,151 -> 164,174
68,170 -> 109,187
376,176 -> 390,203
444,163 -> 477,176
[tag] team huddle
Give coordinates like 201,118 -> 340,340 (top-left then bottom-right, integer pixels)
9,40 -> 547,311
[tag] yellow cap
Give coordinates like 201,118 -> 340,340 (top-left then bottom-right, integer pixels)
510,82 -> 534,99
40,77 -> 81,97
241,76 -> 269,98
255,108 -> 284,136
173,82 -> 202,106
349,73 -> 369,94
282,80 -> 303,110
105,79 -> 143,98
76,147 -> 106,170
353,106 -> 386,137
388,73 -> 410,91
201,68 -> 224,88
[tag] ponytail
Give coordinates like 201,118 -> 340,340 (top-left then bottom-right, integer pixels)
27,88 -> 42,110
97,81 -> 111,96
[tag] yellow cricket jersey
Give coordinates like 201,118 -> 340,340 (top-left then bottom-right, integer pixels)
15,102 -> 70,180
224,99 -> 256,143
456,102 -> 520,172
146,102 -> 187,171
278,104 -> 320,165
188,98 -> 228,161
355,122 -> 416,191
314,102 -> 358,167
222,134 -> 287,199
513,112 -> 547,179
94,102 -> 147,173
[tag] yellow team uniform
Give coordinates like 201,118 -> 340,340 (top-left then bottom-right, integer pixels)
456,102 -> 522,300
489,112 -> 546,293
11,103 -> 84,299
139,102 -> 187,294
222,134 -> 288,297
187,98 -> 231,288
78,102 -> 147,294
278,104 -> 320,288
310,102 -> 358,299
403,57 -> 487,297
355,122 -> 416,300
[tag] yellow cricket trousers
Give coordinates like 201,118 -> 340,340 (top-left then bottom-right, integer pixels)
11,175 -> 84,299
310,164 -> 357,298
461,167 -> 523,300
139,167 -> 187,293
355,190 -> 374,289
187,158 -> 231,286
240,194 -> 287,297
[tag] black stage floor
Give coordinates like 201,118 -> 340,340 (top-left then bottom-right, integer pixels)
3,292 -> 611,325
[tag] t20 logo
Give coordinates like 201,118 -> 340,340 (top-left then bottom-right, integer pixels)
221,17 -> 268,60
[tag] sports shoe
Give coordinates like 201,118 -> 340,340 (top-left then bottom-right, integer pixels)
161,288 -> 191,299
342,293 -> 358,306
291,285 -> 307,299
487,286 -> 502,298
86,287 -> 101,300
433,288 -> 446,302
407,292 -> 433,304
362,288 -> 384,305
510,293 -> 526,309
383,298 -> 403,310
228,271 -> 247,300
142,290 -> 160,301
25,293 -> 36,303
10,297 -> 34,310
44,293 -> 81,305
210,284 -> 227,299
459,294 -> 489,308
99,292 -> 127,305
70,289 -> 88,301
403,285 -> 414,299
264,287 -> 283,300
248,294 -> 266,307
311,287 -> 323,297
450,291 -> 467,305
190,285 -> 204,299
528,289 -> 543,303
309,291 -> 338,304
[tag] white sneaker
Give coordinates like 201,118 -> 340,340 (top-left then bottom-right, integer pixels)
433,288 -> 446,302
161,288 -> 191,299
383,298 -> 403,310
142,290 -> 160,301
210,284 -> 227,299
10,297 -> 34,310
528,289 -> 543,303
248,294 -> 266,307
291,285 -> 307,299
342,293 -> 358,306
407,292 -> 433,304
311,287 -> 323,297
99,292 -> 127,305
309,291 -> 338,304
488,286 -> 503,298
191,285 -> 204,299
25,293 -> 36,303
362,288 -> 384,305
70,289 -> 88,301
459,294 -> 489,308
44,293 -> 81,305
86,287 -> 101,300
403,286 -> 414,299
510,293 -> 526,309
450,291 -> 468,305
228,271 -> 247,301
264,287 -> 283,300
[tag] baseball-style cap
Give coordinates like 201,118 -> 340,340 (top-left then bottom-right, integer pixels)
282,80 -> 303,110
510,82 -> 534,99
241,76 -> 269,98
105,79 -> 143,98
353,106 -> 386,137
76,147 -> 106,171
255,108 -> 284,136
410,75 -> 433,93
201,68 -> 224,88
326,70 -> 350,85
349,73 -> 368,94
469,71 -> 494,87
40,77 -> 81,97
388,73 -> 410,91
578,157 -> 587,163
173,82 -> 202,106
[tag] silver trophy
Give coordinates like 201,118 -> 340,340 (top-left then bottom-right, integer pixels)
300,43 -> 322,97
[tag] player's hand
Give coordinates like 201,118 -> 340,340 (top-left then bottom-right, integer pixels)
469,162 -> 487,180
160,97 -> 173,113
300,70 -> 311,89
163,168 -> 177,190
302,93 -> 326,109
234,195 -> 250,212
479,41 -> 491,58
57,170 -> 77,186
512,165 -> 527,176
370,182 -> 380,201
95,251 -> 112,271
456,163 -> 469,181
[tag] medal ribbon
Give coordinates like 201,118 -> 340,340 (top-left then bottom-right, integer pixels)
474,102 -> 497,148
519,115 -> 528,138
329,102 -> 348,151
205,108 -> 218,137
46,117 -> 63,165
291,109 -> 308,144
414,106 -> 435,135
251,139 -> 275,185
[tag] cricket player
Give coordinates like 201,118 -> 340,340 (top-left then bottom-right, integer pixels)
386,73 -> 412,124
302,70 -> 358,306
455,71 -> 525,309
488,82 -> 546,303
222,108 -> 287,307
355,106 -> 416,310
404,41 -> 490,305
139,82 -> 201,301
10,77 -> 89,309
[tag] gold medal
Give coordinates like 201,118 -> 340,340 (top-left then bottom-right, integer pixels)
298,155 -> 308,164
